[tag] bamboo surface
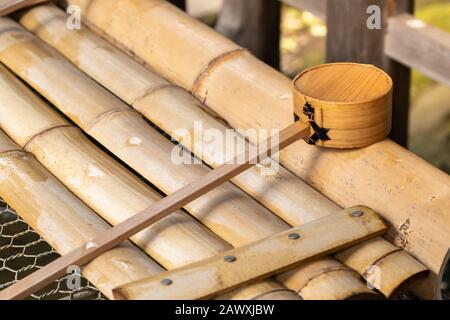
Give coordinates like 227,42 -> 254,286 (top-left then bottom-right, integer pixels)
15,5 -> 428,298
115,207 -> 387,300
61,0 -> 449,296
0,130 -> 164,299
0,18 -> 377,300
293,63 -> 392,148
0,64 -> 300,300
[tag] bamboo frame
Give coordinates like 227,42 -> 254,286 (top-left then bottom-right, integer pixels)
0,19 -> 377,300
61,0 -> 448,297
114,207 -> 387,300
0,64 -> 299,300
0,130 -> 164,299
15,5 -> 429,298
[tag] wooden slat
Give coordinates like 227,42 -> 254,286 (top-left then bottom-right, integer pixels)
281,0 -> 326,20
385,13 -> 450,87
0,0 -> 48,16
113,207 -> 387,300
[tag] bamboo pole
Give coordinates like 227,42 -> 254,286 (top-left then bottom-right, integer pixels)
1,121 -> 309,300
61,0 -> 449,296
0,0 -> 48,16
17,5 -> 428,297
0,130 -> 164,299
0,64 -> 297,300
0,19 -> 375,300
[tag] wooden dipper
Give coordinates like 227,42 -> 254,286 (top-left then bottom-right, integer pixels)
0,63 -> 393,300
293,63 -> 392,148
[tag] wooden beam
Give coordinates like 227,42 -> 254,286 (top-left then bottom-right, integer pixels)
385,13 -> 450,87
326,0 -> 413,147
281,0 -> 326,20
216,0 -> 281,69
114,207 -> 387,300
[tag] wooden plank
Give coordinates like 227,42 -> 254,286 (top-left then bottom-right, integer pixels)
326,0 -> 413,147
0,0 -> 48,16
281,0 -> 326,20
385,14 -> 450,87
113,207 -> 387,300
216,0 -> 281,69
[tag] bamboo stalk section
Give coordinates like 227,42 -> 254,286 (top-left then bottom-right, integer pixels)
0,129 -> 164,299
0,0 -> 48,16
0,19 -> 376,300
17,4 -> 429,298
114,207 -> 388,300
0,64 -> 298,300
61,0 -> 449,296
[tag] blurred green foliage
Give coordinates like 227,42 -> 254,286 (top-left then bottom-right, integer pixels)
412,0 -> 450,99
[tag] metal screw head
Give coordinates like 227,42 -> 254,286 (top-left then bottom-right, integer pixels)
224,255 -> 237,263
161,278 -> 173,286
351,210 -> 364,217
288,233 -> 300,240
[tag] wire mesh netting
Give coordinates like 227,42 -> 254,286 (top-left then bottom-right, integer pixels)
0,198 -> 103,300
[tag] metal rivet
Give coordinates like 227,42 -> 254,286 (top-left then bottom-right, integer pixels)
351,210 -> 364,217
288,233 -> 300,240
161,278 -> 172,286
224,255 -> 237,263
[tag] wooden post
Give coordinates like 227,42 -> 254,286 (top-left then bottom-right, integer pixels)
326,0 -> 414,147
168,0 -> 185,11
216,0 -> 280,69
